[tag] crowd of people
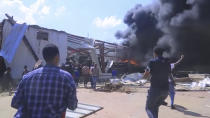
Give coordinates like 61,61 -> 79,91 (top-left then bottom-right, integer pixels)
0,54 -> 100,93
0,43 -> 184,118
61,58 -> 99,90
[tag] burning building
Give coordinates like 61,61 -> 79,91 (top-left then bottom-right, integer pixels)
116,0 -> 210,73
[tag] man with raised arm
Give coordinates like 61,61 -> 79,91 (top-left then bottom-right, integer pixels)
144,47 -> 171,118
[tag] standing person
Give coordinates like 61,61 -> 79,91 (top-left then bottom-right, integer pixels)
90,64 -> 99,90
2,67 -> 13,91
162,55 -> 184,109
78,64 -> 82,83
112,69 -> 117,79
22,65 -> 29,76
82,65 -> 90,88
143,47 -> 171,118
74,64 -> 80,87
0,56 -> 6,78
63,58 -> 74,74
11,44 -> 78,118
0,56 -> 6,88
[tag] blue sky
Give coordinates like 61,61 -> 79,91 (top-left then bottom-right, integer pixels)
0,0 -> 153,43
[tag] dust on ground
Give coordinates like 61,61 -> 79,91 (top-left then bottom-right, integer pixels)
1,84 -> 210,118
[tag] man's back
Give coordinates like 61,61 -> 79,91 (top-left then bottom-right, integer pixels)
148,57 -> 171,90
11,65 -> 78,118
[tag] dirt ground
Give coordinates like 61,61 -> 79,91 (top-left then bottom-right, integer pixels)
0,84 -> 210,118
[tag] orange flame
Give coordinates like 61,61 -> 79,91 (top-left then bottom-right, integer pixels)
121,59 -> 139,66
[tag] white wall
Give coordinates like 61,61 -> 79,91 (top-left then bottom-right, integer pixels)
2,21 -> 36,79
2,20 -> 68,79
25,27 -> 68,65
9,41 -> 36,79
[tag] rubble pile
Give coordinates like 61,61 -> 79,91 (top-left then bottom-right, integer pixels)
121,73 -> 147,86
98,73 -> 147,92
190,77 -> 210,90
176,76 -> 210,91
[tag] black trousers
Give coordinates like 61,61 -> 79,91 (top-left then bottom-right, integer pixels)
146,88 -> 168,118
83,75 -> 90,87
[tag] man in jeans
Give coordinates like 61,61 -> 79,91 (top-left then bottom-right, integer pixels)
82,65 -> 90,88
144,47 -> 171,118
11,44 -> 78,118
90,64 -> 99,89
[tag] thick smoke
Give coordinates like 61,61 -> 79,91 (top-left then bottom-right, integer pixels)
117,0 -> 210,69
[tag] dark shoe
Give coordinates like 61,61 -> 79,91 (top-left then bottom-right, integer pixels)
171,105 -> 175,109
162,101 -> 168,106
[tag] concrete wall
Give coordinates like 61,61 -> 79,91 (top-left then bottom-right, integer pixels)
2,20 -> 68,79
2,21 -> 36,79
25,27 -> 68,65
9,41 -> 36,79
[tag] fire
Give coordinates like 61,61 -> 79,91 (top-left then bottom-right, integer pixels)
122,59 -> 139,66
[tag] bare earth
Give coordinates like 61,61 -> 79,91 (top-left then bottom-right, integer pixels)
1,84 -> 210,118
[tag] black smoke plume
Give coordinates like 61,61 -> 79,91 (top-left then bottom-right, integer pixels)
117,0 -> 210,71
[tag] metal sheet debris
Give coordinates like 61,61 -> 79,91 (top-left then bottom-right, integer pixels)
190,77 -> 210,89
66,103 -> 103,118
121,73 -> 147,85
176,77 -> 210,91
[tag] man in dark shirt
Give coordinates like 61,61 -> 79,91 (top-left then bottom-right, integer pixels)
144,47 -> 171,118
11,44 -> 78,118
22,65 -> 29,76
0,56 -> 6,84
2,67 -> 13,91
63,58 -> 74,74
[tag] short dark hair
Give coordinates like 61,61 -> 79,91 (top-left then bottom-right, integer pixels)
154,47 -> 164,56
42,44 -> 59,62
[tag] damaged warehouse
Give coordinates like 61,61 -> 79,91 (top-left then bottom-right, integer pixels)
0,15 -> 68,79
0,14 -> 128,80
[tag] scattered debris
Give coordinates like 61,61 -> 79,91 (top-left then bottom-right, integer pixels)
188,74 -> 210,81
176,77 -> 210,91
174,77 -> 193,83
190,77 -> 210,90
98,73 -> 147,92
205,105 -> 210,108
66,103 -> 103,118
121,73 -> 147,86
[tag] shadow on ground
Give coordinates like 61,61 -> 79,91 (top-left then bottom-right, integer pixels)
174,104 -> 210,118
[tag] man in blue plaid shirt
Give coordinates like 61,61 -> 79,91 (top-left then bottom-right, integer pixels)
11,44 -> 78,118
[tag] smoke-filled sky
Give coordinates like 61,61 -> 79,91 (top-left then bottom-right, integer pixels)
0,0 -> 153,43
117,0 -> 210,67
